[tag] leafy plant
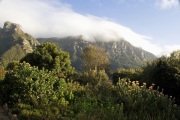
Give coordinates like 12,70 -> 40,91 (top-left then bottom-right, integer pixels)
0,62 -> 73,119
114,79 -> 178,120
81,45 -> 110,71
142,50 -> 180,104
113,68 -> 142,84
20,42 -> 74,76
76,69 -> 109,86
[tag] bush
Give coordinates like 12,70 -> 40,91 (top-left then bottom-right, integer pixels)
113,68 -> 142,84
0,60 -> 179,119
0,62 -> 73,119
76,69 -> 109,86
114,79 -> 179,120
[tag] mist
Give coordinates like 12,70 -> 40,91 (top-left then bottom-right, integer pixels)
0,0 -> 179,56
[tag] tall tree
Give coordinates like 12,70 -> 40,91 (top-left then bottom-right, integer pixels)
20,42 -> 74,76
142,50 -> 180,104
81,45 -> 109,71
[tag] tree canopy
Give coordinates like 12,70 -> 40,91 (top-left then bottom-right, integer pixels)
142,50 -> 180,103
20,42 -> 74,76
81,45 -> 109,71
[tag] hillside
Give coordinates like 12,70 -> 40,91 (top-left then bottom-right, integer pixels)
38,35 -> 156,71
0,21 -> 40,67
0,21 -> 156,70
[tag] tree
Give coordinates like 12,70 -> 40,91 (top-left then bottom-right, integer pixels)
0,62 -> 72,119
81,45 -> 109,71
141,50 -> 180,104
20,42 -> 74,76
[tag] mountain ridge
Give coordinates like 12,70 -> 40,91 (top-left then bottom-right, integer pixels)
0,21 -> 40,66
0,21 -> 156,70
37,35 -> 156,71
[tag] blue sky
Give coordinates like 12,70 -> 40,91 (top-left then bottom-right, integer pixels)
62,0 -> 180,45
0,0 -> 180,56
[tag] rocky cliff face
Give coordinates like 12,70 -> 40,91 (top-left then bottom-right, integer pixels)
2,21 -> 22,33
0,21 -> 40,67
0,21 -> 156,70
38,36 -> 156,71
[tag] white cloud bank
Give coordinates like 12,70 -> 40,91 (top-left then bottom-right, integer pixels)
156,0 -> 180,9
0,0 -> 179,56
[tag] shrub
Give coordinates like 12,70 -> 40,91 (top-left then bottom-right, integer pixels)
114,79 -> 179,120
113,68 -> 142,84
76,69 -> 109,86
0,62 -> 73,119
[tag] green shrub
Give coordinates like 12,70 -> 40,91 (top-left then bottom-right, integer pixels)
114,79 -> 178,120
76,69 -> 109,86
0,62 -> 73,119
113,68 -> 142,84
0,61 -> 179,120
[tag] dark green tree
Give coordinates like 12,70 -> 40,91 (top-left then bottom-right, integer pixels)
0,62 -> 72,119
142,50 -> 180,104
20,42 -> 74,77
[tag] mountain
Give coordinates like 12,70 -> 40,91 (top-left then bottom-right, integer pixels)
37,35 -> 156,71
0,21 -> 40,67
0,21 -> 156,70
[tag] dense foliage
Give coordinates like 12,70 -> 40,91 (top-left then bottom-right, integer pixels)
141,50 -> 180,104
75,69 -> 109,86
21,42 -> 74,77
0,62 -> 76,119
0,43 -> 179,119
81,45 -> 110,71
114,79 -> 178,120
113,68 -> 142,84
0,63 -> 178,119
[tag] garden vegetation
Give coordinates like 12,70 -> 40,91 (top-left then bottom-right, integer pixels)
0,42 -> 179,120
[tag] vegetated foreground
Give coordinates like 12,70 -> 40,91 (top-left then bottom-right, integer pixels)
0,42 -> 179,120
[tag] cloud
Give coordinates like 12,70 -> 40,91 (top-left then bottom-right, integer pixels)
0,0 -> 179,56
155,0 -> 180,9
162,45 -> 180,56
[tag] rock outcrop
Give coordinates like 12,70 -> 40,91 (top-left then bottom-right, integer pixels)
3,21 -> 22,33
0,21 -> 40,67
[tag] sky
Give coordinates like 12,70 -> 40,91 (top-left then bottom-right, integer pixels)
0,0 -> 180,56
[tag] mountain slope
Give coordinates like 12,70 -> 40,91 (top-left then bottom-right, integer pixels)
38,35 -> 156,71
0,21 -> 156,70
0,21 -> 40,67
